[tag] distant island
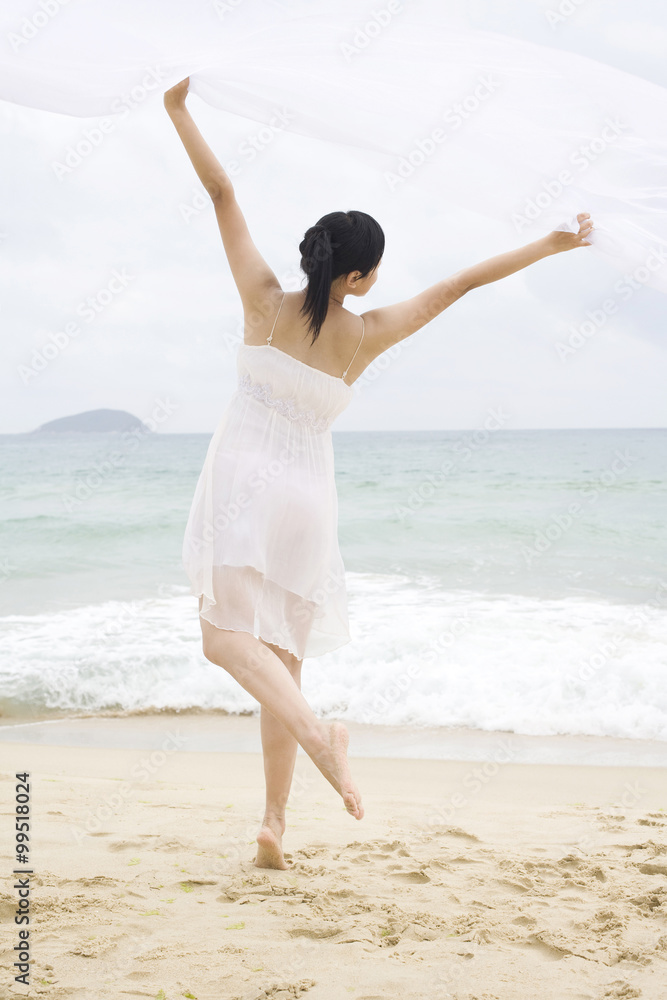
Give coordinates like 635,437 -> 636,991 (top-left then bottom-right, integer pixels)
32,408 -> 150,434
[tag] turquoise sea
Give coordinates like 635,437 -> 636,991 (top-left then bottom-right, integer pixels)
0,428 -> 665,741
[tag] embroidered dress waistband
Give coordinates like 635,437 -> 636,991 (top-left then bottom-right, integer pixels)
238,373 -> 331,432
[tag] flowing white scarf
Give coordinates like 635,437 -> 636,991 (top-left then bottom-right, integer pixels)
2,0 -> 666,291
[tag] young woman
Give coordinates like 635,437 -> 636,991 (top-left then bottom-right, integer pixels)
164,77 -> 593,870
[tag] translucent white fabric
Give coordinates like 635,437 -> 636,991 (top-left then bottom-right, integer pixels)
1,0 -> 667,292
182,342 -> 354,659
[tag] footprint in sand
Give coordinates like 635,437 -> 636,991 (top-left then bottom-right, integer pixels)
619,839 -> 667,856
334,839 -> 410,863
106,836 -> 156,852
293,844 -> 329,859
493,877 -> 532,894
636,861 -> 667,876
152,837 -> 192,853
602,981 -> 641,999
287,922 -> 342,939
253,981 -> 315,999
371,839 -> 411,857
79,875 -> 118,887
427,824 -> 481,842
387,865 -> 431,883
522,932 -> 572,961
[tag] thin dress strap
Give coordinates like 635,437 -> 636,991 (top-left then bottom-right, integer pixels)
342,316 -> 364,383
266,291 -> 286,345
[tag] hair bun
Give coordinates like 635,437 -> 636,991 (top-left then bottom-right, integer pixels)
299,225 -> 332,274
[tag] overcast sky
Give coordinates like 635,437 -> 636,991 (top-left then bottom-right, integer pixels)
1,0 -> 666,433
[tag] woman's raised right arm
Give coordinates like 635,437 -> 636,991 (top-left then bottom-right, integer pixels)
164,78 -> 230,199
164,79 -> 280,311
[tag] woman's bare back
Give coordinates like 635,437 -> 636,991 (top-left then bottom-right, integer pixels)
243,289 -> 367,384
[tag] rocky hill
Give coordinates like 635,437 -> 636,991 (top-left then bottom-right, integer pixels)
32,409 -> 149,434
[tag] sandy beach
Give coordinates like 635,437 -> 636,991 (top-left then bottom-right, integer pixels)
1,715 -> 666,999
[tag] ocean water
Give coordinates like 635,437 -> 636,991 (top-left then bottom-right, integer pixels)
0,428 -> 666,741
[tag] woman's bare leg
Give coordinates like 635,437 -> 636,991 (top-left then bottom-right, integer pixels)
255,642 -> 302,869
198,610 -> 364,828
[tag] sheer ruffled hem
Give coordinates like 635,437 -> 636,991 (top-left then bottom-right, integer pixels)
196,613 -> 352,661
189,563 -> 350,660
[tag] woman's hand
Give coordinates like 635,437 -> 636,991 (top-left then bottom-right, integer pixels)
547,212 -> 594,253
445,211 -> 595,297
164,77 -> 190,112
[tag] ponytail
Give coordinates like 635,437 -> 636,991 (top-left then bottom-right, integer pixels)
299,224 -> 336,345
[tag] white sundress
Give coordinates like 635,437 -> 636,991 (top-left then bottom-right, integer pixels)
182,291 -> 364,660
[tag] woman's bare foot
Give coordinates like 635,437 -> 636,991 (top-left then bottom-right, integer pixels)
312,721 -> 364,820
254,816 -> 288,870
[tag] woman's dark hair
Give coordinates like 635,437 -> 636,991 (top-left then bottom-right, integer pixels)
298,210 -> 384,343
